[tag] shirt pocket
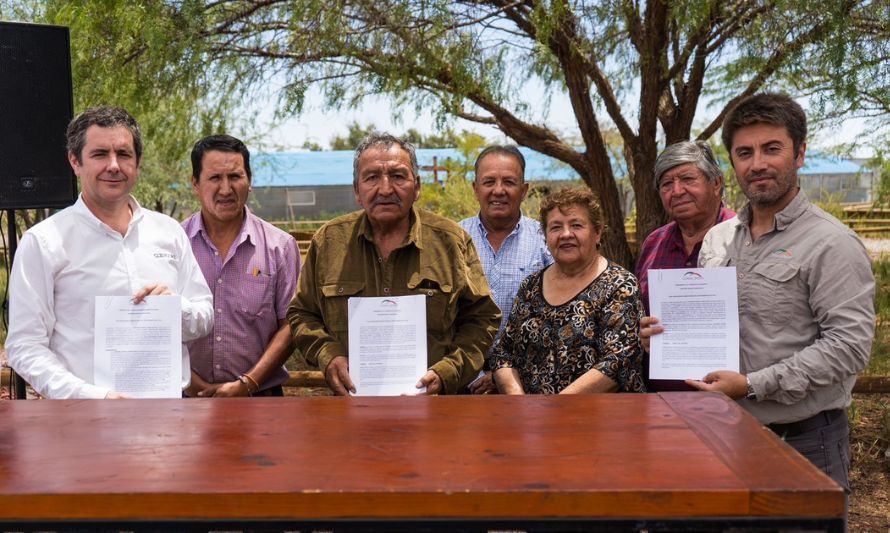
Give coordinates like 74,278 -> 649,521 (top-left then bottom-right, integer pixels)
517,259 -> 545,280
320,281 -> 365,337
409,279 -> 453,334
751,262 -> 800,324
239,276 -> 274,320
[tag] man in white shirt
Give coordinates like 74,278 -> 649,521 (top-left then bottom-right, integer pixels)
5,106 -> 214,399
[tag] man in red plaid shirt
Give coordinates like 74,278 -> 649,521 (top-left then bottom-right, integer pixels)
635,140 -> 735,390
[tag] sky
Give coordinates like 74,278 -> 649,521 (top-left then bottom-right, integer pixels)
248,83 -> 534,151
248,82 -> 877,158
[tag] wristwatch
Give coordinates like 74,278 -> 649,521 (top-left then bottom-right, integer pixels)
745,376 -> 756,400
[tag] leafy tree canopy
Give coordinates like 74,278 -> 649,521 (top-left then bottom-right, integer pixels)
331,122 -> 462,149
2,0 -> 249,218
187,0 -> 889,265
4,1 -> 887,264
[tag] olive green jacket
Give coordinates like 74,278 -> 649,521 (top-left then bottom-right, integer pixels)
288,207 -> 501,394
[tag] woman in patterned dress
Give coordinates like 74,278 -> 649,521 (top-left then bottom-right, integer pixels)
491,187 -> 646,394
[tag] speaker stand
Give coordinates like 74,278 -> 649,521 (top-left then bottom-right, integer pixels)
6,209 -> 26,400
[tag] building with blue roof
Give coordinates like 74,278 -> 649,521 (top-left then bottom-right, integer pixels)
248,148 -> 874,221
251,147 -> 579,188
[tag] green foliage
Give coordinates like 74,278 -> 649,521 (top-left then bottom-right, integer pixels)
868,149 -> 890,207
872,258 -> 890,326
454,131 -> 487,163
301,140 -> 324,152
330,122 -> 378,151
332,124 -> 463,150
801,4 -> 889,137
403,127 -> 460,149
868,257 -> 890,375
401,128 -> 426,147
416,129 -> 487,220
813,192 -> 848,220
417,177 -> 477,222
6,1 -> 887,261
413,128 -> 551,223
5,0 -> 250,219
521,185 -> 546,224
178,0 -> 884,266
867,325 -> 890,376
704,137 -> 746,213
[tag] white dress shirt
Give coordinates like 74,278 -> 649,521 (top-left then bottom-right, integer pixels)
5,195 -> 214,399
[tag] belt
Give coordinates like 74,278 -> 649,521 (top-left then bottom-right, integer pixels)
767,409 -> 844,439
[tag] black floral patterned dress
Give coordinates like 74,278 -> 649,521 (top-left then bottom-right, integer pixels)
491,262 -> 646,394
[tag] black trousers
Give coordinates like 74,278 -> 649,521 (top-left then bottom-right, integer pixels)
769,409 -> 851,491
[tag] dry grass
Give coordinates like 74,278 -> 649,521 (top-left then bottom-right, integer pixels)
849,393 -> 890,530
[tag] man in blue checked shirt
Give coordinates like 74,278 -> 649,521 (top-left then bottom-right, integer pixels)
460,145 -> 553,394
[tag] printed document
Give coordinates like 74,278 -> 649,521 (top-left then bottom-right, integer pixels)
648,267 -> 739,380
94,295 -> 182,398
348,294 -> 428,396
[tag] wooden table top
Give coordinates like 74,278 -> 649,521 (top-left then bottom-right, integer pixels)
0,392 -> 843,521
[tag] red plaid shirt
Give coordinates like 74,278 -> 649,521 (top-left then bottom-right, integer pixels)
635,206 -> 735,391
635,206 -> 735,313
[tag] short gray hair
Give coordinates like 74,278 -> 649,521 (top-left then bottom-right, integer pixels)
352,133 -> 420,186
654,140 -> 722,188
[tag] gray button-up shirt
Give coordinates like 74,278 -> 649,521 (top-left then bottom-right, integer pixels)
699,190 -> 874,424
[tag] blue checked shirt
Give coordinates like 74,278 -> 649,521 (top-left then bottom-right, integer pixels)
459,213 -> 553,338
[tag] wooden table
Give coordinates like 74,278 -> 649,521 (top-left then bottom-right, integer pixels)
0,393 -> 844,531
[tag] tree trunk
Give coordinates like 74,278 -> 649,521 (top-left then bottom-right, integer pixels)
575,159 -> 633,270
632,159 -> 667,256
625,0 -> 670,259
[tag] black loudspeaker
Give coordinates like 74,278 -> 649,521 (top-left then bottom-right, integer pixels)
0,21 -> 76,210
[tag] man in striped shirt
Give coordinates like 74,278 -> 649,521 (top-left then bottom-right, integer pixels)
460,145 -> 553,394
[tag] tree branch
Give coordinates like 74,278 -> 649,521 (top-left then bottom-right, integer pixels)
698,0 -> 859,140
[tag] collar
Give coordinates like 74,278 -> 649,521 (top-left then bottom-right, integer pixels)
473,211 -> 526,238
666,204 -> 734,249
128,196 -> 142,224
187,208 -> 255,248
664,220 -> 685,250
358,205 -> 422,250
73,193 -> 143,231
717,205 -> 735,223
737,189 -> 808,231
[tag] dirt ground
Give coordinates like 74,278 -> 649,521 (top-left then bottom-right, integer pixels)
848,393 -> 890,531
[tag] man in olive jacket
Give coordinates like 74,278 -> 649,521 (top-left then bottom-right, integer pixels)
288,133 -> 500,395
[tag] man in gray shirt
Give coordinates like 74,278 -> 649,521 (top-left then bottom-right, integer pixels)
683,93 -> 874,492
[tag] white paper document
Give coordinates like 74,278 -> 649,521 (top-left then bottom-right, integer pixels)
348,294 -> 428,396
648,267 -> 739,380
94,295 -> 182,398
